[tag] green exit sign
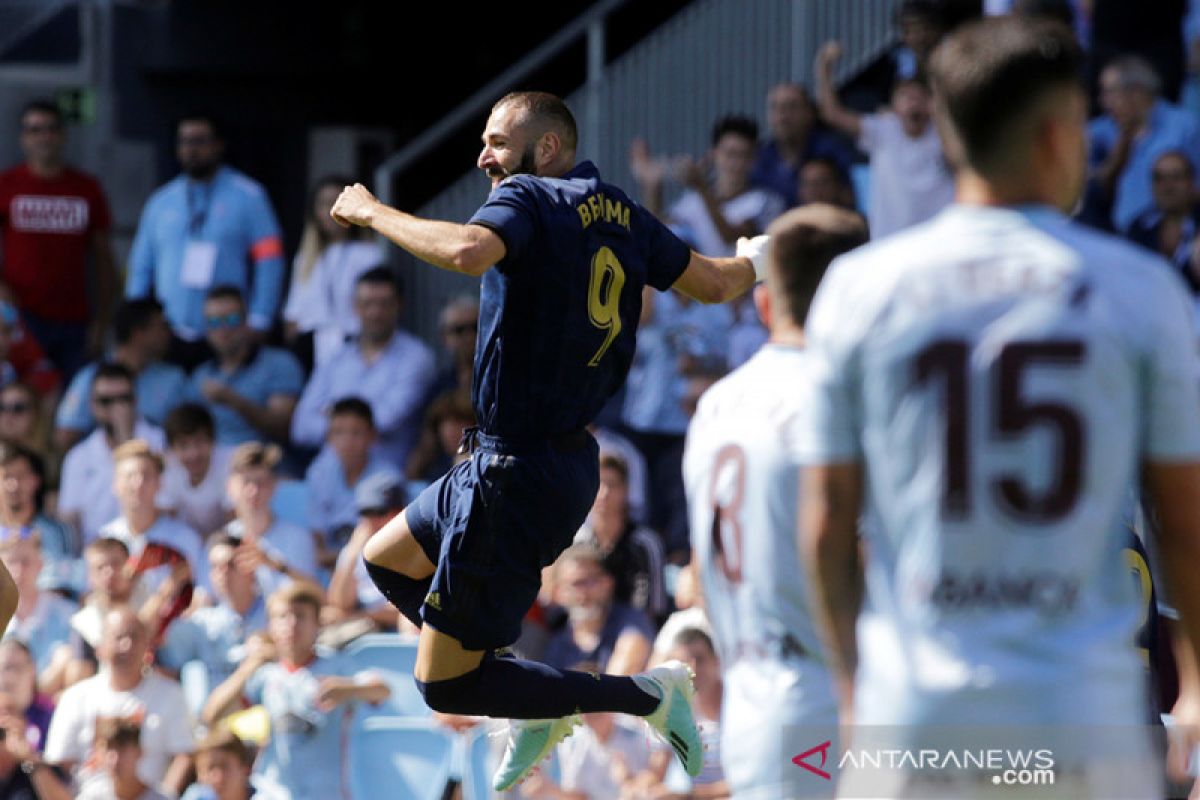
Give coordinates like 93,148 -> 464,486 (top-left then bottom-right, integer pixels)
55,87 -> 96,125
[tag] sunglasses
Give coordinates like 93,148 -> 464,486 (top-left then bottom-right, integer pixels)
205,312 -> 244,330
0,403 -> 30,415
95,393 -> 134,407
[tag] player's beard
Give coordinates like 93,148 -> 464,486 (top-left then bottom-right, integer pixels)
486,144 -> 539,182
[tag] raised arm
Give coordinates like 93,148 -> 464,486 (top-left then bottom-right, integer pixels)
670,235 -> 767,305
815,41 -> 862,140
331,184 -> 505,277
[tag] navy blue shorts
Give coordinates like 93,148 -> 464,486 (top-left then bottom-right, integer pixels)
404,430 -> 599,651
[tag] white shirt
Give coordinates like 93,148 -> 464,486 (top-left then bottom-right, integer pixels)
58,421 -> 165,544
797,204 -> 1200,734
100,513 -> 208,593
44,671 -> 194,793
160,444 -> 234,537
667,187 -> 785,257
858,113 -> 954,239
284,241 -> 383,366
558,716 -> 662,798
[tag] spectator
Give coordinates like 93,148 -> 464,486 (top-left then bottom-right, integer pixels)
1129,150 -> 1200,289
291,267 -> 435,468
0,640 -> 55,753
888,0 -> 959,84
749,83 -> 856,207
159,404 -> 234,539
179,729 -> 255,800
0,385 -> 56,492
126,113 -> 285,371
817,40 -> 955,238
75,718 -> 170,800
0,289 -> 61,408
0,441 -> 76,579
58,363 -> 164,543
201,583 -> 389,800
1089,55 -> 1200,233
0,99 -> 116,379
44,606 -> 194,796
631,116 -> 785,257
221,443 -> 318,596
797,156 -> 858,210
283,175 -> 383,370
426,295 -> 478,399
188,286 -> 304,446
587,425 -> 647,525
1089,0 -> 1187,105
326,472 -> 405,631
54,299 -> 186,453
0,314 -> 52,429
543,544 -> 655,676
62,538 -> 133,689
304,398 -> 398,566
573,453 -> 668,625
0,685 -> 71,799
404,390 -> 474,485
159,535 -> 268,703
522,711 -> 664,800
0,535 -> 73,690
99,441 -> 206,626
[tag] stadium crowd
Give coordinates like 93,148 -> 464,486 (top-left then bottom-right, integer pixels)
0,0 -> 1196,797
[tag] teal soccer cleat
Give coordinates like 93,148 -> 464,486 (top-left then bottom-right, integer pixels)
492,714 -> 582,791
634,660 -> 703,777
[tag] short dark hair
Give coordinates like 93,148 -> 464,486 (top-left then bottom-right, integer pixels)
177,111 -> 224,141
230,442 -> 282,474
94,717 -> 142,751
330,397 -> 374,427
93,361 -> 135,390
355,265 -> 403,297
801,156 -> 851,188
205,284 -> 245,306
164,403 -> 216,446
196,728 -> 252,766
598,452 -> 630,484
495,92 -> 578,154
671,626 -> 716,655
711,115 -> 758,147
767,205 -> 869,324
1155,150 -> 1197,178
929,16 -> 1082,176
113,298 -> 164,346
20,100 -> 63,129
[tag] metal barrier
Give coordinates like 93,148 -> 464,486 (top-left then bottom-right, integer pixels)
389,0 -> 898,342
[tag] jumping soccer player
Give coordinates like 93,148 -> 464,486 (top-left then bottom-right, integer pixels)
683,204 -> 866,799
799,17 -> 1200,799
329,91 -> 766,790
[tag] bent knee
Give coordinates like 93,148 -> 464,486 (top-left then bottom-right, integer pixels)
415,670 -> 481,715
362,513 -> 434,577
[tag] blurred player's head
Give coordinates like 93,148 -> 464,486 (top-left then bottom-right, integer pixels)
891,77 -> 933,137
195,728 -> 254,800
758,204 -> 868,335
1098,55 -> 1160,129
177,112 -> 225,180
267,582 -> 324,662
480,92 -> 578,187
1150,151 -> 1197,216
711,115 -> 758,192
354,267 -> 403,345
19,100 -> 65,172
766,83 -> 814,145
929,16 -> 1084,211
112,439 -> 164,518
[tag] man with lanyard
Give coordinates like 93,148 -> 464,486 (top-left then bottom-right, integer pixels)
330,91 -> 768,790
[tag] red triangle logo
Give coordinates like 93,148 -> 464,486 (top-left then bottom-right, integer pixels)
792,740 -> 833,780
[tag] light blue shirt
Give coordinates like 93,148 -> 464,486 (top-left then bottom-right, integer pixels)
244,653 -> 356,800
291,331 -> 435,467
188,346 -> 304,444
127,166 -> 285,337
4,592 -> 75,673
159,595 -> 268,689
224,517 -> 318,594
55,360 -> 188,433
1088,100 -> 1200,232
622,292 -> 732,435
303,449 -> 400,542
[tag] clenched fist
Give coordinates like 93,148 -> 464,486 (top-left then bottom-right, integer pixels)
330,183 -> 380,228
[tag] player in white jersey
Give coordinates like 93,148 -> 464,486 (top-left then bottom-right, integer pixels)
683,205 -> 868,799
798,17 -> 1200,799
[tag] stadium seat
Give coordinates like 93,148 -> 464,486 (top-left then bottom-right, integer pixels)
270,478 -> 309,528
345,633 -> 429,717
348,717 -> 454,800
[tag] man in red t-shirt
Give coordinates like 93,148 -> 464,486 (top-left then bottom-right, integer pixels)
0,100 -> 117,380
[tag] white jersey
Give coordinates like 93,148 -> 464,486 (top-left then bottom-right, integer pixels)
683,345 -> 837,799
799,204 -> 1200,737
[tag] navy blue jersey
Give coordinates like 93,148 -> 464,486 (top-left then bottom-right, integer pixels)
467,161 -> 691,439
